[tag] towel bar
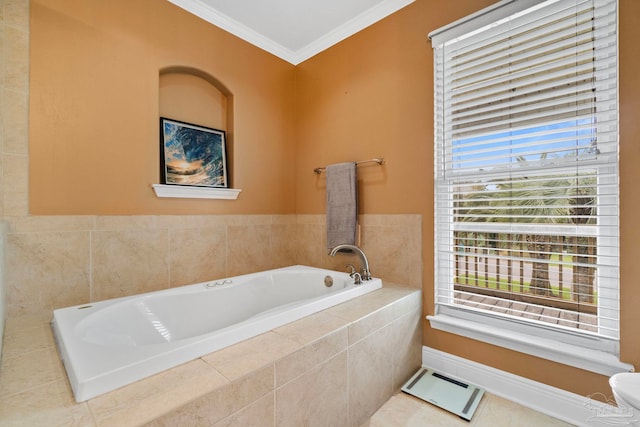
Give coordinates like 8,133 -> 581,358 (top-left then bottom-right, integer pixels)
313,158 -> 385,174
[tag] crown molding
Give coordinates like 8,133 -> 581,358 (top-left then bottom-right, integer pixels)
168,0 -> 415,65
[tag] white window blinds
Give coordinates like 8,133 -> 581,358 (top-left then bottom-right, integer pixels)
432,0 -> 619,351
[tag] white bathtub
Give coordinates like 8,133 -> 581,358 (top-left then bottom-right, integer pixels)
51,265 -> 382,402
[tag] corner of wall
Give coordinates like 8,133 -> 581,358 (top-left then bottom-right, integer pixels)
0,220 -> 9,359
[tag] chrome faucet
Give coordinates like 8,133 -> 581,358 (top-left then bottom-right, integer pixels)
345,264 -> 362,284
329,244 -> 372,281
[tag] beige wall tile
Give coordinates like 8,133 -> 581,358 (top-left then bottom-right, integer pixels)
348,303 -> 396,345
0,378 -> 95,427
275,351 -> 348,427
91,229 -> 169,301
223,214 -> 273,226
295,223 -> 324,267
11,215 -> 95,232
3,25 -> 28,93
270,214 -> 296,224
359,214 -> 421,227
95,215 -> 158,230
391,307 -> 423,391
273,310 -> 349,346
1,320 -> 55,359
360,215 -> 422,288
348,324 -> 395,427
3,214 -> 421,332
296,214 -> 324,225
361,224 -> 420,287
270,223 -> 297,268
3,152 -> 28,216
3,313 -> 51,335
89,359 -> 229,427
155,215 -> 203,229
203,331 -> 299,381
6,231 -> 90,315
2,89 -> 28,154
0,156 -> 4,216
0,346 -> 65,397
169,225 -> 227,287
227,224 -> 271,276
3,0 -> 30,30
326,288 -> 417,324
214,392 -> 275,427
391,290 -> 422,318
275,328 -> 348,387
156,214 -> 232,229
149,365 -> 274,426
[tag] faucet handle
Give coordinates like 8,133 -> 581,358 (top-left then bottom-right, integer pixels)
345,264 -> 358,277
345,264 -> 357,277
351,272 -> 362,285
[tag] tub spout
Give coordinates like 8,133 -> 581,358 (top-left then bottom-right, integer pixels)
329,244 -> 372,281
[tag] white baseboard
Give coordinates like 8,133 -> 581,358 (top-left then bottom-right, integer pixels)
422,346 -> 633,427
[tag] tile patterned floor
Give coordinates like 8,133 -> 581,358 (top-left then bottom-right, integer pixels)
365,392 -> 574,427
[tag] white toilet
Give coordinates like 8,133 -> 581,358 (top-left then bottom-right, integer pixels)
609,372 -> 640,425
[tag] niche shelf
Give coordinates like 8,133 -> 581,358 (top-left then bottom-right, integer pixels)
157,67 -> 236,201
152,184 -> 241,200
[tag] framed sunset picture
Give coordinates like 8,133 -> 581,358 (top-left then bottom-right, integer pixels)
160,117 -> 228,188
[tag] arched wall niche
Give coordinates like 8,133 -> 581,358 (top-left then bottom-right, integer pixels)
159,66 -> 234,186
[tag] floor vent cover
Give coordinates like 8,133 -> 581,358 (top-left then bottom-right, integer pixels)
401,367 -> 485,421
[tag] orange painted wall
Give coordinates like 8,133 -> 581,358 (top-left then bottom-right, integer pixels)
295,0 -> 640,398
618,0 -> 640,382
29,0 -> 297,214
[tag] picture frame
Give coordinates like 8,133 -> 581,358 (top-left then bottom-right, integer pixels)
160,117 -> 228,188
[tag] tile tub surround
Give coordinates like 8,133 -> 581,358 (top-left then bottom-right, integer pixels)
5,214 -> 422,317
0,286 -> 422,426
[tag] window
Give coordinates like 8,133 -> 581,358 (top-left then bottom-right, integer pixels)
429,0 -> 629,375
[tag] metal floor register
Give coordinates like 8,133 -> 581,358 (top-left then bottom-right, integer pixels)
401,367 -> 485,422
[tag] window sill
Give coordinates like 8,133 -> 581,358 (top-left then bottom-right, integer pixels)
427,314 -> 634,376
152,184 -> 241,200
